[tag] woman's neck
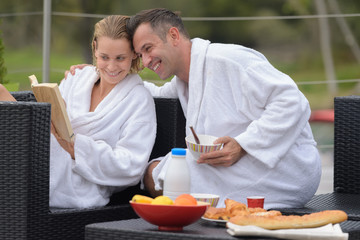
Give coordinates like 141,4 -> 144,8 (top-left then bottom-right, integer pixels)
90,78 -> 115,112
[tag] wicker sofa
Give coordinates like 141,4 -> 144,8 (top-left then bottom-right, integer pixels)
0,91 -> 186,240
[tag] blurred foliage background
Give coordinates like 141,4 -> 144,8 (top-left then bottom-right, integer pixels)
0,0 -> 359,109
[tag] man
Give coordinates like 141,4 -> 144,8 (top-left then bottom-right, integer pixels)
70,8 -> 321,208
126,8 -> 321,208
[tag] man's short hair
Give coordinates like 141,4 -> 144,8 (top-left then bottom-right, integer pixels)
127,8 -> 190,42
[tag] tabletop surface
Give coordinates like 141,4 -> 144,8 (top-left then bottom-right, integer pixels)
85,217 -> 278,240
85,217 -> 360,240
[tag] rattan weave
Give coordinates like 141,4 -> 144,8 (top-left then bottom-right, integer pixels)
333,96 -> 360,194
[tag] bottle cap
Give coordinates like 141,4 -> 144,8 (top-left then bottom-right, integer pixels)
171,148 -> 186,156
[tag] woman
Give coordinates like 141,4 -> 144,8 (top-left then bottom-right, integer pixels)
1,15 -> 157,209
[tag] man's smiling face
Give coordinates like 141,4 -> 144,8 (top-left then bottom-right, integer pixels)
133,23 -> 176,80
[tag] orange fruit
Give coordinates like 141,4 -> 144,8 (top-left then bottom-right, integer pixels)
174,194 -> 197,206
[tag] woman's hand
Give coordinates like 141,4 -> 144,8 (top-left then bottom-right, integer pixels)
51,122 -> 75,159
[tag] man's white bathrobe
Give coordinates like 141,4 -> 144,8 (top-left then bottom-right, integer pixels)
50,66 -> 156,208
145,38 -> 321,209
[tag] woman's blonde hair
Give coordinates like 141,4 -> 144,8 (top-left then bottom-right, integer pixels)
91,15 -> 142,73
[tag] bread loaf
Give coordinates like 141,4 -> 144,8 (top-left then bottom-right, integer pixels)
229,210 -> 348,230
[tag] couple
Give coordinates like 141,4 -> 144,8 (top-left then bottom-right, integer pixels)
69,8 -> 321,209
2,8 -> 321,209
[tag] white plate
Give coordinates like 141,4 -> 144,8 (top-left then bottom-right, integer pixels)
201,216 -> 227,226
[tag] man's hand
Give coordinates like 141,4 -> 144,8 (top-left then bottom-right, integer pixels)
64,64 -> 91,79
51,122 -> 75,159
197,136 -> 246,167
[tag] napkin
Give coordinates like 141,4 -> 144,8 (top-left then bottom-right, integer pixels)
226,222 -> 348,240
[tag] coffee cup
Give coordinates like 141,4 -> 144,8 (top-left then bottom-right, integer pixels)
247,196 -> 265,208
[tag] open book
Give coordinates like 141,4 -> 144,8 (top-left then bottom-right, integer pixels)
29,75 -> 74,143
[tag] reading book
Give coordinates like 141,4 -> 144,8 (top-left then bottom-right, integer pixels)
29,75 -> 74,142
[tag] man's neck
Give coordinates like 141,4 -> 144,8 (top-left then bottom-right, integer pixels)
176,40 -> 192,83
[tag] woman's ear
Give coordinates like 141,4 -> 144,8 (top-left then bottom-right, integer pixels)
93,40 -> 98,56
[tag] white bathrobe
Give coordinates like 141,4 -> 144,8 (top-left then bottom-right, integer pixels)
50,66 -> 156,209
145,38 -> 321,209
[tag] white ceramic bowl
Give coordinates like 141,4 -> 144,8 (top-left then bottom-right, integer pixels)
185,134 -> 222,159
190,193 -> 220,207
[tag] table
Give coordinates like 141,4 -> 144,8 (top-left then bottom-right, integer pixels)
85,218 -> 276,240
275,193 -> 360,221
85,218 -> 360,240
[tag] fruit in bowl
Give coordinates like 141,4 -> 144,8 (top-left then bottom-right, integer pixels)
130,194 -> 210,231
185,134 -> 223,159
174,194 -> 198,206
132,194 -> 154,204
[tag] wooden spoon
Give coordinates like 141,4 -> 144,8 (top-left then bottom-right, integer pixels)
189,126 -> 200,144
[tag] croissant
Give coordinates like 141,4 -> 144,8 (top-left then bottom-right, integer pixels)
204,199 -> 250,220
203,207 -> 229,220
225,199 -> 247,215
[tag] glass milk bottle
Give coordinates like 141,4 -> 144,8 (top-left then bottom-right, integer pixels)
163,148 -> 191,201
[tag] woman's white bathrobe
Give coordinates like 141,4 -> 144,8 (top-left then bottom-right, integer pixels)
50,66 -> 156,208
145,38 -> 321,209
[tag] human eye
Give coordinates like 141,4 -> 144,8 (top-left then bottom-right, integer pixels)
145,46 -> 151,52
101,55 -> 109,60
116,56 -> 125,61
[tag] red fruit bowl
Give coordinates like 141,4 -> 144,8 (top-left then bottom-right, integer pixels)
130,201 -> 210,231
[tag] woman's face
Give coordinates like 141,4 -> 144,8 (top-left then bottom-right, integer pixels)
94,36 -> 136,85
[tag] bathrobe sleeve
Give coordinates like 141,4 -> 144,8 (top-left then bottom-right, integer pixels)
71,86 -> 156,187
144,77 -> 178,97
232,60 -> 311,168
